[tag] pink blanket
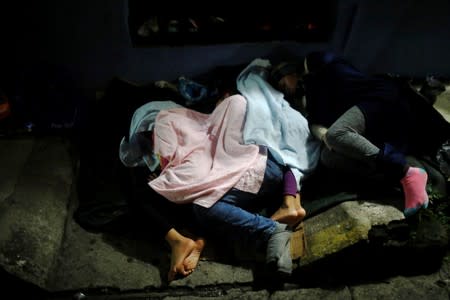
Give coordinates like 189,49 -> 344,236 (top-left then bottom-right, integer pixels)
149,95 -> 266,208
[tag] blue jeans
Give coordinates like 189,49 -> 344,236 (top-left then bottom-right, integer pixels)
192,152 -> 284,245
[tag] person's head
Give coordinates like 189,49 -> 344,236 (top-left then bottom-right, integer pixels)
120,128 -> 161,173
270,61 -> 305,101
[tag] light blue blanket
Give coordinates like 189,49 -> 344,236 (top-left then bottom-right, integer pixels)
237,58 -> 321,189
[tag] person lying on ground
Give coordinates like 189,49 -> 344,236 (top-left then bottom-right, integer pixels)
271,51 -> 450,217
120,93 -> 310,279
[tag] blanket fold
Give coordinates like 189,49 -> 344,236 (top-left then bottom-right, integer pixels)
237,58 -> 321,189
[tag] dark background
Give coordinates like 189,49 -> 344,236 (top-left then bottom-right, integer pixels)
2,0 -> 450,92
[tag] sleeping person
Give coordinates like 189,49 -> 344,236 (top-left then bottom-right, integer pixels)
120,59 -> 321,277
119,100 -> 206,282
271,51 -> 450,217
147,95 -> 298,276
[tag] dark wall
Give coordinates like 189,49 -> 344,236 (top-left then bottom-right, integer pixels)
5,0 -> 450,91
343,0 -> 450,76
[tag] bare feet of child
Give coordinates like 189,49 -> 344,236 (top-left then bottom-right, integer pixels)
270,193 -> 306,227
166,229 -> 205,282
179,237 -> 205,272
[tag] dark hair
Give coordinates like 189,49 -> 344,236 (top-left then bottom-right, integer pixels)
269,61 -> 304,86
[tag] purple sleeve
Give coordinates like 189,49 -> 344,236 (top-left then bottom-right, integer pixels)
283,169 -> 298,196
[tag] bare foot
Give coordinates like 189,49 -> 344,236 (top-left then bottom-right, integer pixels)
182,237 -> 205,271
166,229 -> 205,282
271,194 -> 306,227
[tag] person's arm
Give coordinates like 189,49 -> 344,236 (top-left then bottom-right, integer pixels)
283,168 -> 298,197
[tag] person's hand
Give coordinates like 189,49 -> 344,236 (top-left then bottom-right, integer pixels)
311,124 -> 331,149
322,134 -> 332,150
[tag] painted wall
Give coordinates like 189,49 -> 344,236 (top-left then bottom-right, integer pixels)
343,0 -> 450,77
5,0 -> 450,91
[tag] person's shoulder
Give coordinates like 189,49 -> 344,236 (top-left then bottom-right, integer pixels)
225,94 -> 247,104
216,94 -> 247,111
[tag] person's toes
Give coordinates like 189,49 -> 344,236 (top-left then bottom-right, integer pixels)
168,269 -> 176,282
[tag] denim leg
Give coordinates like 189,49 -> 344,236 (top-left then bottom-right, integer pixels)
257,152 -> 285,197
193,188 -> 275,244
192,152 -> 285,244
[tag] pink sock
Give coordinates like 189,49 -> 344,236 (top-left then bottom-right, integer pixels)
400,167 -> 429,217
